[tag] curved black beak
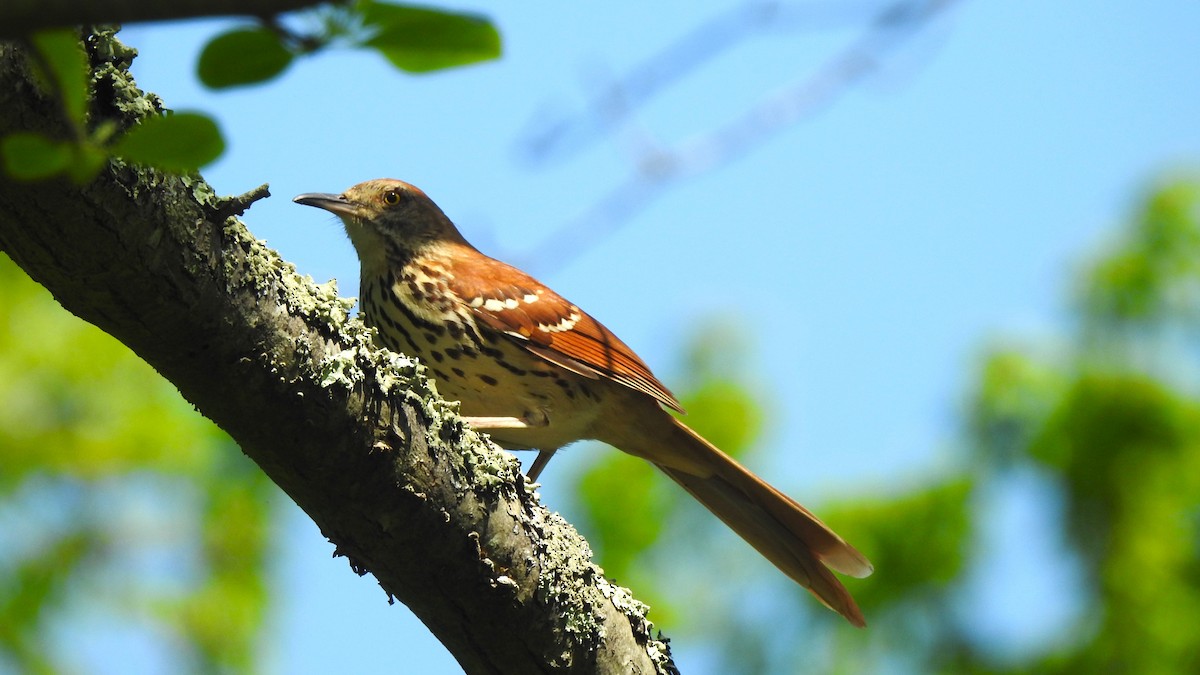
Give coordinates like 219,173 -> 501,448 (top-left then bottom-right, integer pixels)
293,192 -> 358,218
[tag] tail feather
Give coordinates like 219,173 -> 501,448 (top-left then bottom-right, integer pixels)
654,418 -> 872,627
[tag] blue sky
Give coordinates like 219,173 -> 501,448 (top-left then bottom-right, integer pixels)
110,1 -> 1200,672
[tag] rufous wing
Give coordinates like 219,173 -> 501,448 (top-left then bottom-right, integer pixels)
447,253 -> 684,413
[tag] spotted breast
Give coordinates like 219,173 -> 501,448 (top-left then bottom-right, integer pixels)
359,247 -> 669,454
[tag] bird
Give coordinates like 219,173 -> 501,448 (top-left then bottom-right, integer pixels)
294,178 -> 873,626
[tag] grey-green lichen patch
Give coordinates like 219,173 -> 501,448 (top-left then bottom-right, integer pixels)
528,509 -> 672,672
218,217 -> 281,293
87,26 -> 137,65
317,342 -> 373,389
535,511 -> 605,643
448,417 -> 523,492
598,580 -> 673,670
181,174 -> 221,212
316,326 -> 422,392
397,361 -> 524,492
598,581 -> 651,629
87,28 -> 161,124
217,214 -> 356,334
281,271 -> 354,328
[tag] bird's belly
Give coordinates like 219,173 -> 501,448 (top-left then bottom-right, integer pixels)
364,276 -> 610,449
431,338 -> 606,451
371,318 -> 603,449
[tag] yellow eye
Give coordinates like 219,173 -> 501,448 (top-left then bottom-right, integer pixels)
383,190 -> 401,206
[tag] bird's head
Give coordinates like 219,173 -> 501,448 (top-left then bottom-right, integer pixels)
294,178 -> 467,271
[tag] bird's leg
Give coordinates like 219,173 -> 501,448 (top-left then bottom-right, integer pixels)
525,450 -> 555,482
460,415 -> 534,429
460,411 -> 555,481
461,405 -> 551,430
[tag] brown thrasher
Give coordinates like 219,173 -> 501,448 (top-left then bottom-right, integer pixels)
294,179 -> 873,626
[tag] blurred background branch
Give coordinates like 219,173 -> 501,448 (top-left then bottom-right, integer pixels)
511,0 -> 960,273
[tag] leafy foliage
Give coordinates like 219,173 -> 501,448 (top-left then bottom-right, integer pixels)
28,29 -> 88,126
360,1 -> 501,73
111,112 -> 225,173
569,178 -> 1200,673
0,253 -> 274,674
956,178 -> 1200,673
4,4 -> 502,182
1,28 -> 223,183
0,132 -> 75,180
197,28 -> 295,89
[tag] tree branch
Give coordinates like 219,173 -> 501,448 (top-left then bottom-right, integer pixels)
0,0 -> 323,39
0,29 -> 675,674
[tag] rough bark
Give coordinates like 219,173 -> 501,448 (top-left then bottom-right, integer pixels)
0,30 -> 676,675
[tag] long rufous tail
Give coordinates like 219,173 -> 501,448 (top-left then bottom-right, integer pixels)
651,417 -> 873,627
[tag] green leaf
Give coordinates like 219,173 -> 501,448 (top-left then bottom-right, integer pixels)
65,143 -> 109,184
31,29 -> 88,128
1,132 -> 73,180
197,27 -> 294,89
576,451 -> 671,581
112,112 -> 224,172
823,478 -> 974,611
359,1 -> 501,73
0,252 -> 272,672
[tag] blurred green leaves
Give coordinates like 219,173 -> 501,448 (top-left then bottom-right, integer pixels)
110,112 -> 224,173
825,479 -> 972,612
29,29 -> 87,127
0,253 -> 274,673
1,27 -> 99,182
360,1 -> 501,73
197,28 -> 294,89
576,453 -> 671,582
567,177 -> 1200,673
1,28 -> 225,183
195,1 -> 501,90
6,6 -> 502,183
1081,180 -> 1200,327
0,132 -> 75,181
960,177 -> 1200,673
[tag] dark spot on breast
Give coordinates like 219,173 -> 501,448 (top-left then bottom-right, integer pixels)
452,367 -> 465,377
378,332 -> 403,352
479,374 -> 498,386
495,359 -> 527,376
433,368 -> 452,381
445,345 -> 476,360
373,307 -> 420,353
555,379 -> 577,399
386,287 -> 442,333
424,332 -> 437,344
429,350 -> 444,362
